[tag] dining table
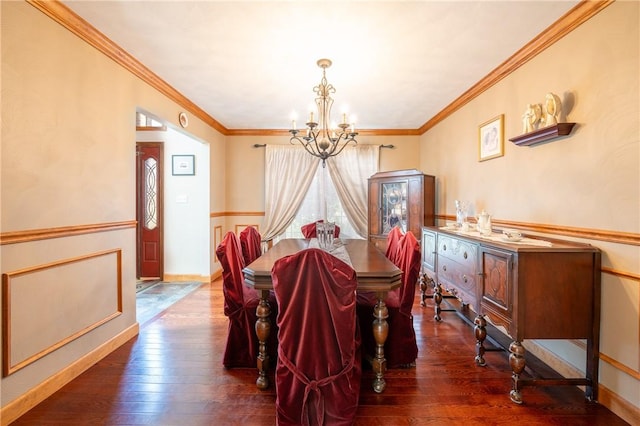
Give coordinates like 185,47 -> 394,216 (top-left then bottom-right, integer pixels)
242,238 -> 402,393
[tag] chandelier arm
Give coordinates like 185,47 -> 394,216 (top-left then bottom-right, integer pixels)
290,134 -> 321,158
329,135 -> 358,158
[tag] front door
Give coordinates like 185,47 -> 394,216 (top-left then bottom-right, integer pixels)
136,142 -> 163,280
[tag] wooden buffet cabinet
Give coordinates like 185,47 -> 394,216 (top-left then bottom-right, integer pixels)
420,226 -> 601,404
368,169 -> 435,252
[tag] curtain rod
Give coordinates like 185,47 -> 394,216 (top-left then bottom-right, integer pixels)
253,144 -> 394,149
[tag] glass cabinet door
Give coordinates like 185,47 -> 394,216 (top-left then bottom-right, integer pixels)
381,181 -> 407,234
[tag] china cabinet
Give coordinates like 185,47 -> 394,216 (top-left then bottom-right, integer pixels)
368,169 -> 435,252
420,226 -> 601,404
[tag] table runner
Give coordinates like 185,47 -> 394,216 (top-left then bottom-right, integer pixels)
307,238 -> 353,266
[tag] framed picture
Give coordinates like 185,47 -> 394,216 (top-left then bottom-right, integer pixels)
172,154 -> 195,176
478,114 -> 504,161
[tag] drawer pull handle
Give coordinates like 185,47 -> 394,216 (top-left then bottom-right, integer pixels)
442,265 -> 447,272
443,244 -> 447,251
463,252 -> 468,259
463,275 -> 468,283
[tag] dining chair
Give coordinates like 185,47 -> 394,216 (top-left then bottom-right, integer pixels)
385,225 -> 404,264
271,248 -> 361,426
357,231 -> 421,368
300,220 -> 341,239
216,231 -> 277,368
239,225 -> 263,265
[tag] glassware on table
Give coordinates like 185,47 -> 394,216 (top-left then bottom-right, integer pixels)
455,200 -> 469,228
316,221 -> 336,250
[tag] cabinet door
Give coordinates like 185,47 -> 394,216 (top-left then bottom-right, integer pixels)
480,247 -> 514,331
421,228 -> 436,272
381,180 -> 408,234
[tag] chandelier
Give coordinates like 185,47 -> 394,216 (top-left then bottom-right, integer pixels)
289,59 -> 358,167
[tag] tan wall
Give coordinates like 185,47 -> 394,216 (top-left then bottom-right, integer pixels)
1,1 -> 224,410
419,1 -> 639,416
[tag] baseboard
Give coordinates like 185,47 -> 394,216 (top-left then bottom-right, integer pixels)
210,269 -> 222,282
523,340 -> 639,424
0,323 -> 139,426
596,383 -> 640,425
162,273 -> 209,282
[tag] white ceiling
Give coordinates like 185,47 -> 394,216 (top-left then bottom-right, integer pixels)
61,1 -> 580,131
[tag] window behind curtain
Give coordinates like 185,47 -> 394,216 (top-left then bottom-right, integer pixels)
275,164 -> 359,242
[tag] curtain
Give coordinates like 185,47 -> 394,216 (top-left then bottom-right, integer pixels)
326,145 -> 380,238
261,145 -> 320,242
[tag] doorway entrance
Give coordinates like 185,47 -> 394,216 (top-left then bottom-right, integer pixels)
136,142 -> 164,280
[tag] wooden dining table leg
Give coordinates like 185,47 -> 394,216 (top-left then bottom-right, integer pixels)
255,290 -> 272,390
372,291 -> 389,393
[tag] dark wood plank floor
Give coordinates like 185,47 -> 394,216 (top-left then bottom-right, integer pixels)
12,280 -> 629,425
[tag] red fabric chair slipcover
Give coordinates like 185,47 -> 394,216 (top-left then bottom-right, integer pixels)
300,220 -> 341,239
271,248 -> 361,426
356,231 -> 421,368
385,226 -> 404,265
216,231 -> 277,368
239,226 -> 263,266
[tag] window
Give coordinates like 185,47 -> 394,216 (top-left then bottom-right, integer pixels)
275,164 -> 359,242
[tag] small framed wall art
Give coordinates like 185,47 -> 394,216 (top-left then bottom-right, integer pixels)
478,114 -> 504,161
172,154 -> 195,176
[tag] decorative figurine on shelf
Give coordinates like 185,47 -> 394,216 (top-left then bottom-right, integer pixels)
522,103 -> 543,133
543,92 -> 562,126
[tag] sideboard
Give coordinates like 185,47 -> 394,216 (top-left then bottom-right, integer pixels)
419,226 -> 601,404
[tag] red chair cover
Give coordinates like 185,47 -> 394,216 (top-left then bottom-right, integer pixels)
300,220 -> 341,239
356,231 -> 421,367
216,231 -> 277,368
385,226 -> 404,265
271,248 -> 361,426
239,226 -> 263,265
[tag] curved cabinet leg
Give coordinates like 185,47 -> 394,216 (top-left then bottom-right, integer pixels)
255,291 -> 271,390
372,292 -> 389,393
509,341 -> 526,404
433,282 -> 443,321
419,273 -> 435,307
474,314 -> 487,366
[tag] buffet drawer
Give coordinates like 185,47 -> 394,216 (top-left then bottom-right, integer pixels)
437,234 -> 477,268
438,256 -> 477,307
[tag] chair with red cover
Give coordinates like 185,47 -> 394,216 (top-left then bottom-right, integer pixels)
271,248 -> 361,426
239,226 -> 263,265
356,231 -> 421,368
300,220 -> 341,239
216,231 -> 277,368
385,225 -> 404,265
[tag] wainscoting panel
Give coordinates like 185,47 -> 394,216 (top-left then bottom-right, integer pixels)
2,249 -> 122,376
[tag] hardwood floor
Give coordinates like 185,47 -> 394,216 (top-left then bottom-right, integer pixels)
12,280 -> 629,425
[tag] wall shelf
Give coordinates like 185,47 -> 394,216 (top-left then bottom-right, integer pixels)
509,123 -> 576,147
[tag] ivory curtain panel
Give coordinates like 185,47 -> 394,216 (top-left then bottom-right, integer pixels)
261,145 -> 320,242
327,144 -> 379,238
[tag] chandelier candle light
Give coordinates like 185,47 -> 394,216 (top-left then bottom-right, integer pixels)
289,59 -> 358,167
